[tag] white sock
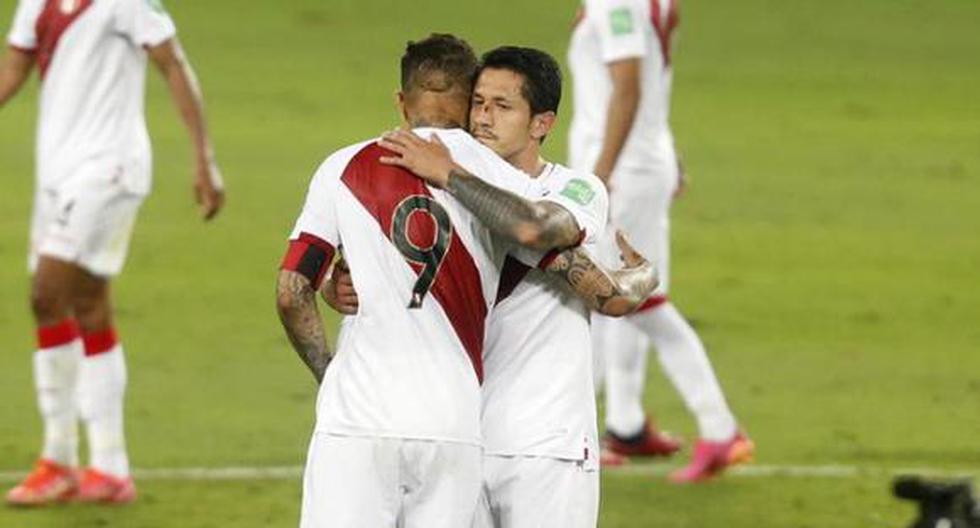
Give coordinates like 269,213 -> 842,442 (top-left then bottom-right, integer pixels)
78,344 -> 129,477
33,340 -> 82,467
630,303 -> 737,441
595,314 -> 651,437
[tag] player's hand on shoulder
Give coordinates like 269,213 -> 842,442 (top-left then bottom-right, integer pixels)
320,258 -> 359,315
378,130 -> 455,188
195,159 -> 225,221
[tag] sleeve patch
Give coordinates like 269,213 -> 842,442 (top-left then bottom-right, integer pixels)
610,7 -> 635,36
560,178 -> 597,206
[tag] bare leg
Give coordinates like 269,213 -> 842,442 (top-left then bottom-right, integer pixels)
29,257 -> 85,467
31,257 -> 82,326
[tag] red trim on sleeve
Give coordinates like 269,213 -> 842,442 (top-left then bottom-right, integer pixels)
37,319 -> 81,349
281,233 -> 336,289
536,229 -> 587,270
82,327 -> 118,357
635,294 -> 669,313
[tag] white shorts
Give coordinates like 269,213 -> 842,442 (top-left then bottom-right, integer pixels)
301,433 -> 482,528
29,162 -> 144,278
473,455 -> 599,528
598,164 -> 678,297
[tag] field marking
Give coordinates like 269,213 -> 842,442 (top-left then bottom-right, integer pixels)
615,462 -> 979,480
0,463 -> 975,483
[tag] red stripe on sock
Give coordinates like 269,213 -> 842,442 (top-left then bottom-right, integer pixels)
82,328 -> 118,357
635,295 -> 669,313
37,319 -> 81,349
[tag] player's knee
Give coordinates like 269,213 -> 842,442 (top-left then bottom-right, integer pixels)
73,292 -> 112,332
30,281 -> 71,324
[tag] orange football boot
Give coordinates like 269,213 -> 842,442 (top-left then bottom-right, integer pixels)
75,468 -> 136,504
5,459 -> 78,507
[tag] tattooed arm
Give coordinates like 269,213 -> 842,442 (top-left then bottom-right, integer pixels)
545,231 -> 658,316
276,269 -> 332,383
379,131 -> 581,251
445,167 -> 580,250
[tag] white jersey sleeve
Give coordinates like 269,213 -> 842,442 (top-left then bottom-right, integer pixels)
289,158 -> 343,248
114,0 -> 177,48
508,165 -> 609,267
589,0 -> 648,63
7,0 -> 42,50
541,169 -> 608,244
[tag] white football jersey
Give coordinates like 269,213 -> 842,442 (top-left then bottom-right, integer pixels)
7,0 -> 176,195
568,0 -> 680,176
289,129 -> 592,446
482,164 -> 608,464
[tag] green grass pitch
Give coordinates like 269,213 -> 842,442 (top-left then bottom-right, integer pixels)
1,0 -> 978,526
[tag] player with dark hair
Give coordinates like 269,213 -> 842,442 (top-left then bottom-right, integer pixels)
1,0 -> 224,506
277,33 -> 636,527
471,45 -> 610,528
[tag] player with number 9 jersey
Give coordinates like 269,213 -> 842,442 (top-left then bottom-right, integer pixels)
286,128 -> 552,447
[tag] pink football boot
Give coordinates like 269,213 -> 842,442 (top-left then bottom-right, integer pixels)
669,431 -> 755,483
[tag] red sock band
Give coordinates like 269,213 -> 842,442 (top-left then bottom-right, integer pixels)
37,319 -> 81,349
82,328 -> 118,357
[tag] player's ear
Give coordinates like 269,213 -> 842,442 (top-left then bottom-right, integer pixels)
396,91 -> 410,127
530,111 -> 557,142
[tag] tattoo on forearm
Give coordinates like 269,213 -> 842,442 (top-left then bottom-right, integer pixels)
548,248 -> 618,311
546,247 -> 657,315
277,271 -> 333,383
446,168 -> 581,250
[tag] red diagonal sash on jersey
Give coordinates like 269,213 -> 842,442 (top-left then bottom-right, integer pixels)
495,256 -> 532,306
650,0 -> 680,66
340,143 -> 488,383
35,0 -> 94,79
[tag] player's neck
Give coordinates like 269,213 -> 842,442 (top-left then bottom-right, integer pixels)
508,145 -> 547,178
405,94 -> 468,130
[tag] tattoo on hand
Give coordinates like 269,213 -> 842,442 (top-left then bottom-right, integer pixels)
446,168 -> 581,250
276,270 -> 333,383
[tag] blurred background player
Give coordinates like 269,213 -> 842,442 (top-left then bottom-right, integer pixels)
1,0 -> 224,505
567,0 -> 753,481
